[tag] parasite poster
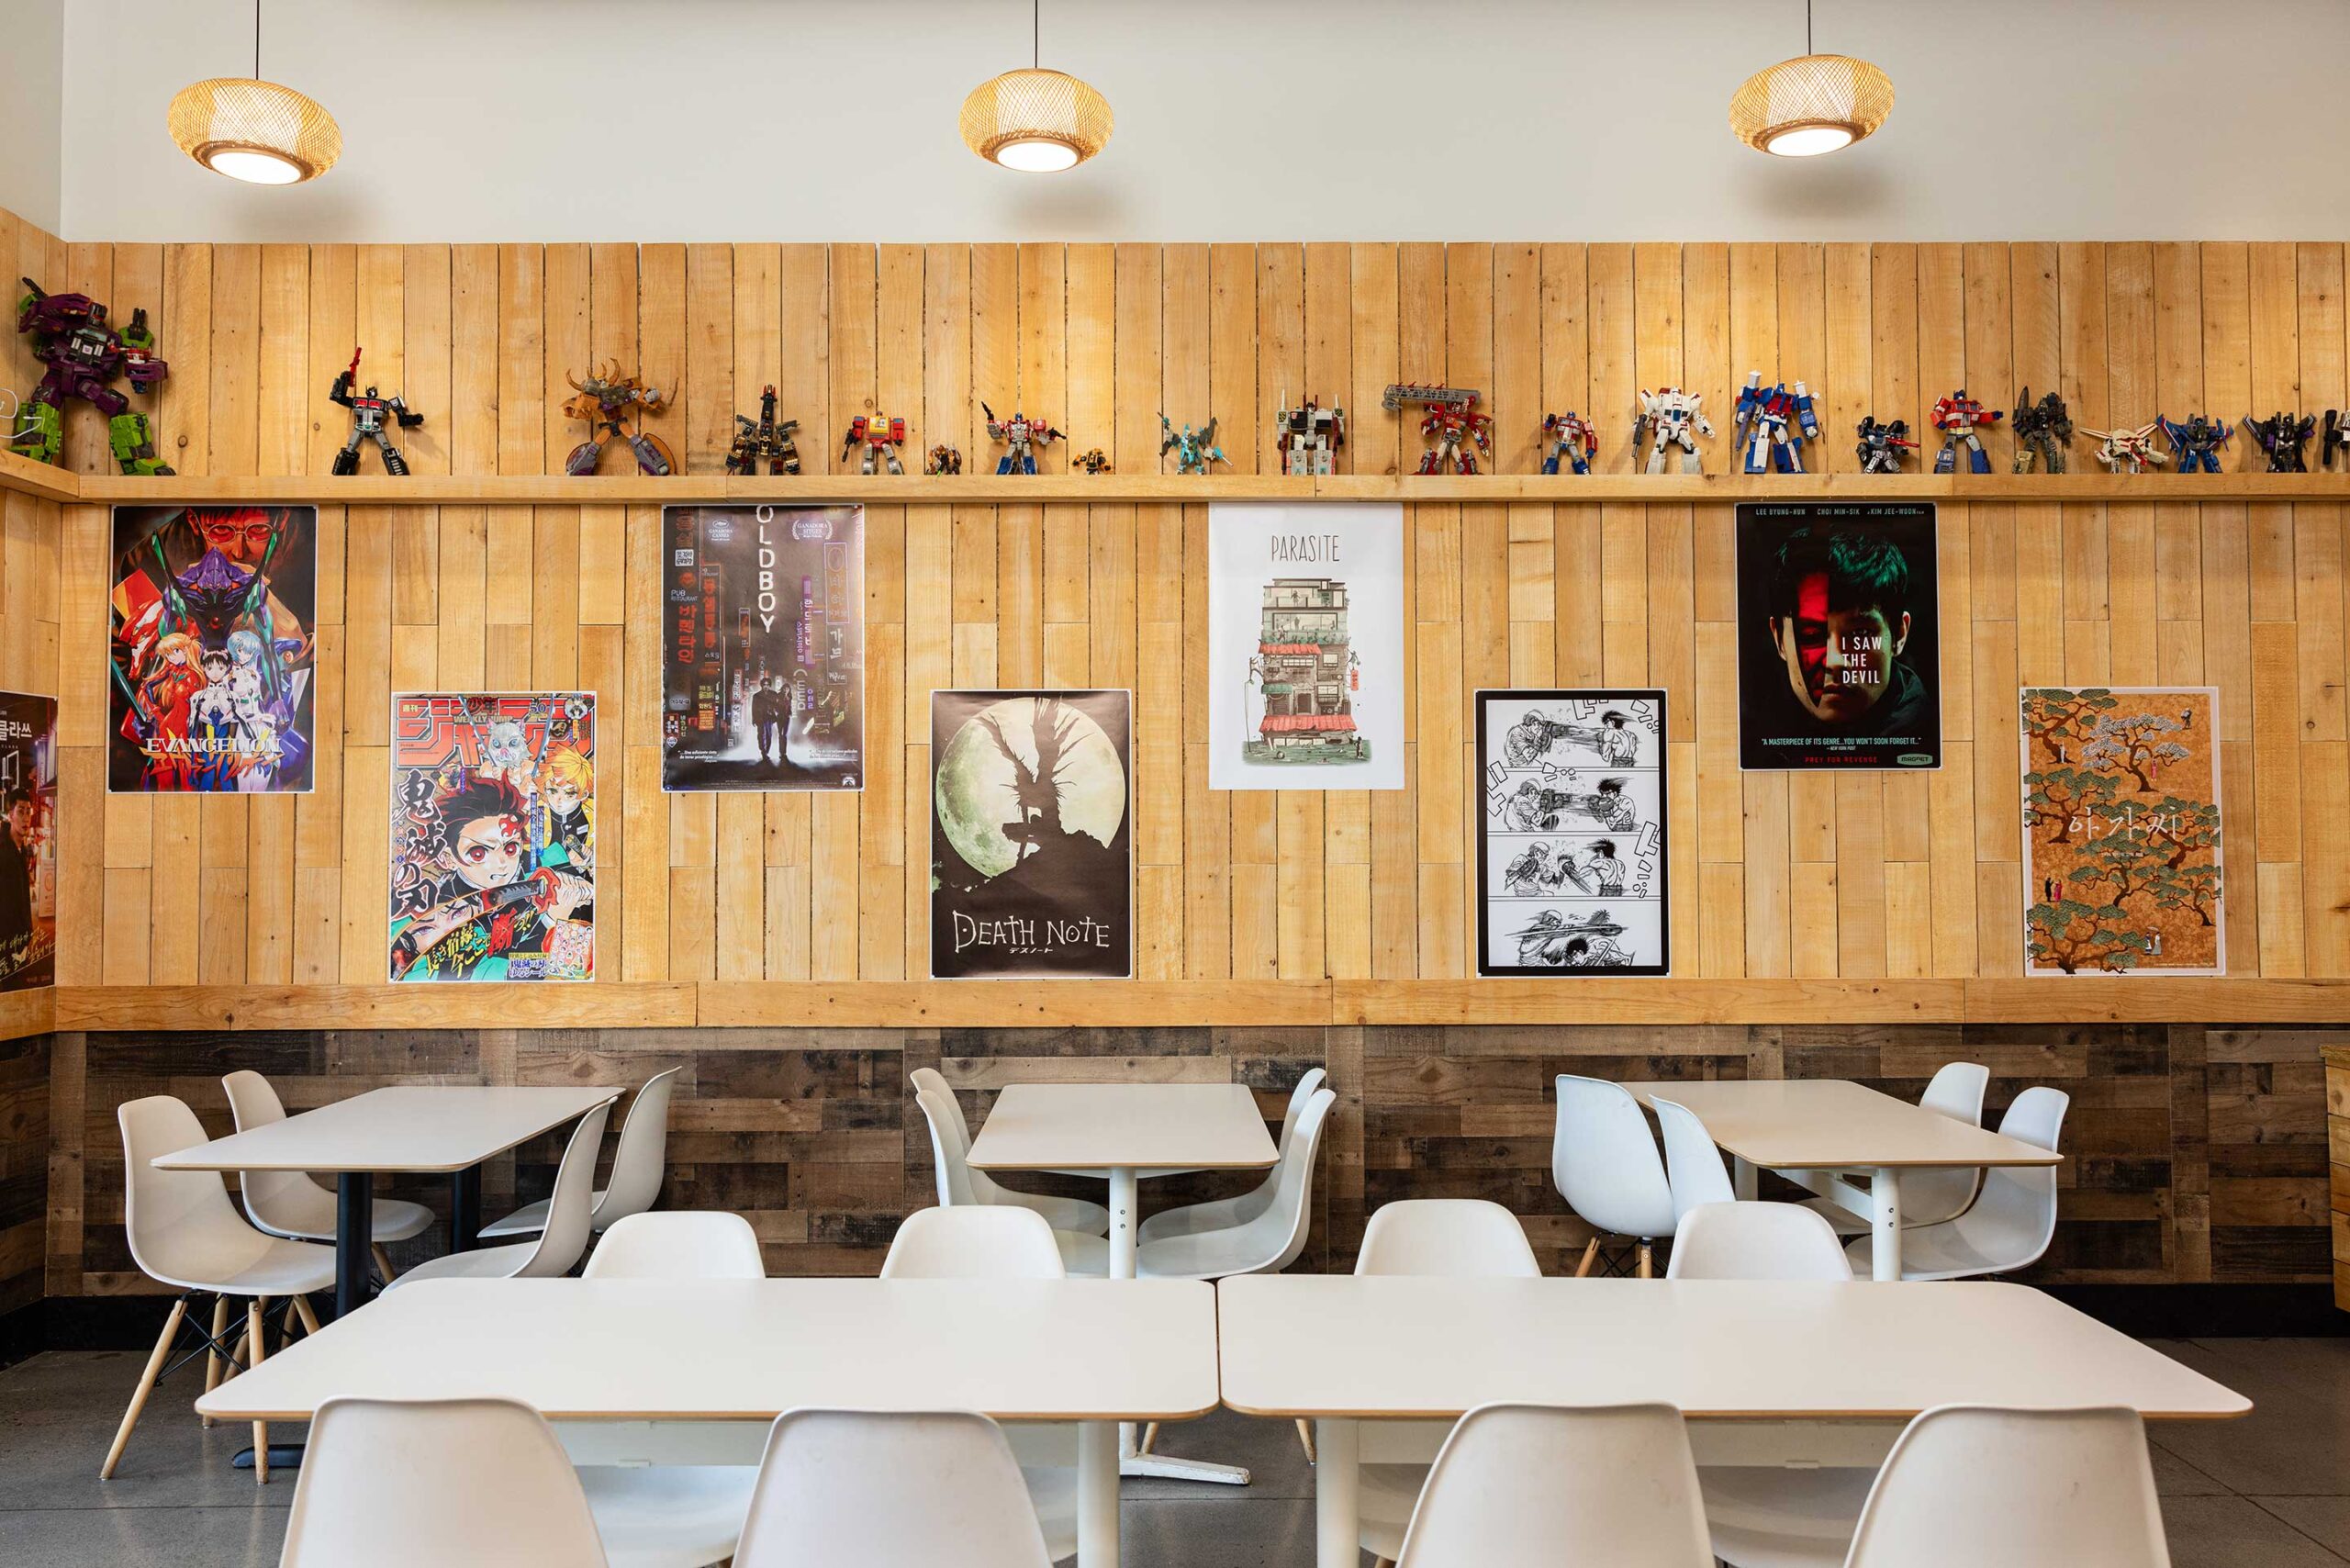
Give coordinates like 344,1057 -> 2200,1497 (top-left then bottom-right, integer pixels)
931,689 -> 1132,980
1734,501 -> 1941,771
2022,686 -> 2224,976
0,692 -> 57,992
1475,689 -> 1670,977
661,503 -> 865,791
388,692 -> 597,983
1207,501 -> 1406,790
107,504 -> 318,793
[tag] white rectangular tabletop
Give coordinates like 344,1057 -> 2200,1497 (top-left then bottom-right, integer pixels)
1621,1079 -> 2064,1170
967,1082 -> 1278,1172
152,1085 -> 620,1174
1218,1276 -> 2247,1421
197,1277 -> 1221,1423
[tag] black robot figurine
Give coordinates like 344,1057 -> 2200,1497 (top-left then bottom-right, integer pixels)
329,348 -> 425,476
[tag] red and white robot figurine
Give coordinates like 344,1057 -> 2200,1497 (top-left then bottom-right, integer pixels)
1386,384 -> 1492,474
1930,389 -> 2004,474
1541,411 -> 1599,475
1273,392 -> 1346,476
2082,420 -> 2165,475
1634,386 -> 1715,474
982,402 -> 1063,475
841,411 -> 908,475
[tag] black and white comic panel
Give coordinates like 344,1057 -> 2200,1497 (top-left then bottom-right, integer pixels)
1475,689 -> 1670,977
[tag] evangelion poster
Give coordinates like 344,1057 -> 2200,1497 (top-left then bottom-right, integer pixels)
1475,689 -> 1670,976
661,503 -> 865,791
931,689 -> 1131,980
1207,502 -> 1406,791
1735,501 -> 1941,771
388,692 -> 597,983
0,693 -> 58,992
2022,687 -> 2225,976
107,505 -> 318,793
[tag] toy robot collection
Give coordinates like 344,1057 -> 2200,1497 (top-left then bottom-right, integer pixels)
923,443 -> 962,476
2244,410 -> 2315,473
2083,421 -> 2165,474
2159,413 -> 2232,474
1160,415 -> 1228,475
562,362 -> 675,476
329,348 -> 425,476
1930,390 -> 2002,474
1273,392 -> 1346,476
1540,411 -> 1598,475
1731,373 -> 1818,474
1075,447 -> 1113,475
1632,386 -> 1713,474
842,411 -> 909,475
1856,416 -> 1919,473
2010,386 -> 2073,474
1385,385 -> 1493,475
10,277 -> 172,475
723,386 -> 802,476
982,403 -> 1064,476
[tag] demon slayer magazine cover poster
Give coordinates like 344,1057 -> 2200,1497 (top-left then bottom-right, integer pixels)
1735,501 -> 1941,772
0,693 -> 58,992
1475,689 -> 1669,977
2022,687 -> 2224,976
932,689 -> 1131,980
388,693 -> 596,983
661,504 -> 865,791
107,505 -> 318,794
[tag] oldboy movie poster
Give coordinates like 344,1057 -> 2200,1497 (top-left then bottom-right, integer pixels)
931,689 -> 1132,980
1735,502 -> 1942,771
661,504 -> 865,791
0,692 -> 58,992
108,505 -> 318,793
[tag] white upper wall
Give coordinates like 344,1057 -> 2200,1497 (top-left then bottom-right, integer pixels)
2,0 -> 63,233
53,0 -> 2350,243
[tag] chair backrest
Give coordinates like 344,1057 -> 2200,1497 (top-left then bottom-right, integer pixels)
1274,1067 -> 1329,1159
582,1210 -> 765,1279
120,1094 -> 274,1289
1650,1097 -> 1736,1221
907,1066 -> 950,1100
220,1069 -> 328,1237
913,1086 -> 983,1206
1237,1087 -> 1336,1275
1901,1061 -> 1993,1226
514,1102 -> 612,1279
1842,1405 -> 2170,1568
1550,1076 -> 1677,1242
590,1068 -> 679,1226
879,1205 -> 1069,1280
732,1409 -> 1053,1568
1665,1201 -> 1852,1281
280,1396 -> 611,1568
1394,1402 -> 1715,1568
1954,1085 -> 2070,1271
1357,1199 -> 1540,1278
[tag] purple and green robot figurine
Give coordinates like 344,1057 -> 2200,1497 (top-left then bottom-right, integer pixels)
1541,411 -> 1598,475
11,277 -> 172,475
2244,410 -> 2315,473
1731,372 -> 1818,474
1856,416 -> 1919,474
2159,414 -> 2232,474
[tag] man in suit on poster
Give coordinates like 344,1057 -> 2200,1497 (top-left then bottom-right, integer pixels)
752,675 -> 786,767
0,785 -> 37,966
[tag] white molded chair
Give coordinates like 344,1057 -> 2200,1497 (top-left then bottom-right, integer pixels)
1802,1062 -> 1992,1236
583,1210 -> 766,1281
482,1070 -> 679,1240
1355,1202 -> 1543,1566
106,1094 -> 337,1484
1665,1201 -> 1852,1282
222,1070 -> 434,1282
387,1103 -> 610,1288
1133,1088 -> 1336,1280
1843,1406 -> 2170,1568
1393,1403 -> 1715,1568
1135,1068 -> 1330,1244
1844,1086 -> 2070,1282
280,1396 -> 610,1568
733,1409 -> 1054,1568
1652,1096 -> 1737,1221
915,1088 -> 1109,1277
1551,1075 -> 1678,1277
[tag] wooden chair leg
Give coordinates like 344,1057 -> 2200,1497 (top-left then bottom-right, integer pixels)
202,1294 -> 229,1426
1574,1237 -> 1602,1277
248,1299 -> 270,1485
372,1242 -> 398,1283
1636,1242 -> 1654,1280
291,1294 -> 322,1336
282,1301 -> 302,1338
1137,1421 -> 1159,1454
1294,1418 -> 1316,1462
101,1297 -> 187,1480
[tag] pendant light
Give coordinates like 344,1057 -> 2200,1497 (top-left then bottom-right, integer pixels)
1729,0 -> 1892,158
960,0 -> 1113,173
168,0 -> 341,185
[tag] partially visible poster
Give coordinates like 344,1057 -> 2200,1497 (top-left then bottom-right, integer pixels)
1208,502 -> 1406,790
2022,686 -> 2224,976
661,503 -> 865,791
0,692 -> 57,992
1736,501 -> 1941,771
932,689 -> 1131,980
108,505 -> 319,793
1475,689 -> 1669,976
388,692 -> 597,982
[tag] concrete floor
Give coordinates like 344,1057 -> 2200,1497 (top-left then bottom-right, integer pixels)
5,1337 -> 2348,1566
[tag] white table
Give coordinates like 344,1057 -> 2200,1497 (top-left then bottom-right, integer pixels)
1621,1080 -> 2063,1281
199,1277 -> 1220,1568
156,1085 -> 620,1319
968,1081 -> 1277,1484
1218,1275 -> 2251,1568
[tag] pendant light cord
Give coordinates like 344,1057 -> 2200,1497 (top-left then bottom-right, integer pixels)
1033,0 -> 1040,69
254,0 -> 263,79
1806,0 -> 1814,55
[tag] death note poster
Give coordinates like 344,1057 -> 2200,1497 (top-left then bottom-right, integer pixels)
931,689 -> 1131,980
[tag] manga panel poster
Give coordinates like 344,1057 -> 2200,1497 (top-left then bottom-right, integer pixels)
932,690 -> 1131,980
388,693 -> 597,983
661,503 -> 865,791
0,693 -> 58,992
1735,501 -> 1941,772
1207,502 -> 1406,791
2022,687 -> 2224,976
107,505 -> 318,793
1475,690 -> 1670,977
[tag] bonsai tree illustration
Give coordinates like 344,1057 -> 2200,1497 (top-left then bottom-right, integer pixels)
2022,766 -> 2120,846
2146,859 -> 2223,928
2080,708 -> 2193,791
2025,898 -> 2154,974
2022,687 -> 2121,763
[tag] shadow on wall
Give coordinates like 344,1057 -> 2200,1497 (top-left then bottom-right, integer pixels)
1741,159 -> 1902,225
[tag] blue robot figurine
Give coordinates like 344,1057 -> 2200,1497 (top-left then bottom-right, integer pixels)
1540,411 -> 1598,475
2158,413 -> 2232,474
1732,372 -> 1819,474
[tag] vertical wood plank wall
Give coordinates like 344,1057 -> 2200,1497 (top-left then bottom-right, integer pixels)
5,210 -> 2348,991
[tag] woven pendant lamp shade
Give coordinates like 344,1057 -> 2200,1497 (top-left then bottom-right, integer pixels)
960,67 -> 1113,171
168,76 -> 341,184
1728,53 -> 1893,156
